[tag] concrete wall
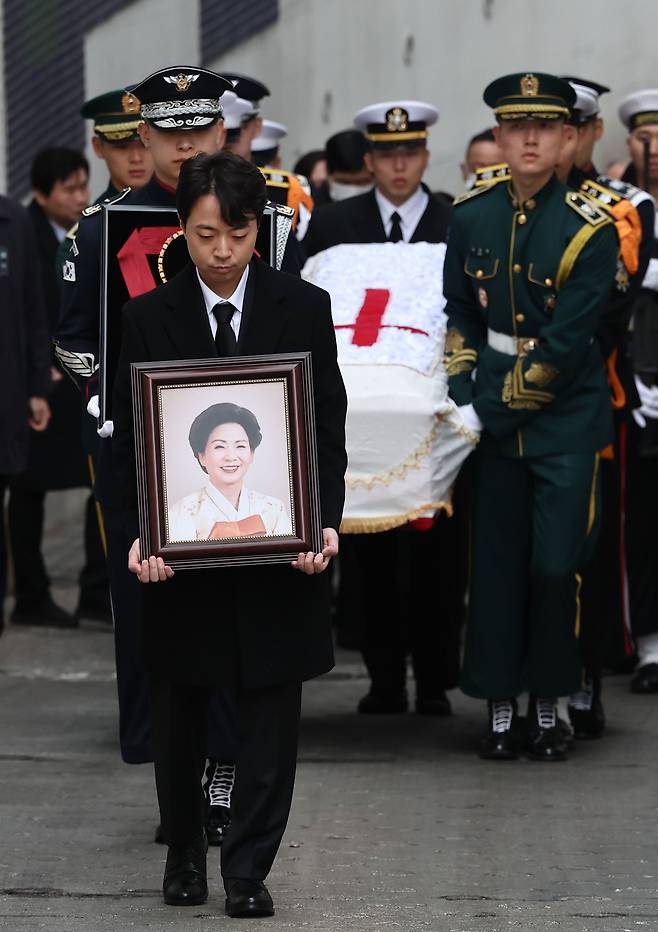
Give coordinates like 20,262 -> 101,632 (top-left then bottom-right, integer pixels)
4,0 -> 658,198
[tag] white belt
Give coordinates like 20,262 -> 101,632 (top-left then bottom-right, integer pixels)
487,328 -> 538,357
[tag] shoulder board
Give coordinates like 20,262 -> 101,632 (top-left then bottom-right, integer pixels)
266,201 -> 295,220
66,221 -> 79,241
81,186 -> 131,217
453,183 -> 496,206
597,174 -> 656,211
474,162 -> 511,188
579,179 -> 621,212
261,167 -> 291,190
565,191 -> 611,226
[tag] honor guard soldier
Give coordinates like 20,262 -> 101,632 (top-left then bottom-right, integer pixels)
616,91 -> 658,694
556,80 -> 656,736
252,119 -> 315,239
304,100 -> 465,716
220,71 -> 270,160
55,65 -> 234,782
444,73 -> 619,761
82,88 -> 153,200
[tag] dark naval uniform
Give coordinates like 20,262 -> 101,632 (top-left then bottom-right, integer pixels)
445,172 -> 618,700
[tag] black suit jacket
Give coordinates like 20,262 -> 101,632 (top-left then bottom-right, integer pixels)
302,186 -> 451,257
112,258 -> 348,689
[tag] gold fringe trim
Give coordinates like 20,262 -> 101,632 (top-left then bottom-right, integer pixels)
341,500 -> 452,534
346,423 -> 439,490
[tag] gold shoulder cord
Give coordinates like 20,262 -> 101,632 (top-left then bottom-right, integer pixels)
555,223 -> 606,292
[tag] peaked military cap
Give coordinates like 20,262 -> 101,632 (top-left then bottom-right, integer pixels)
561,76 -> 610,97
354,100 -> 438,149
219,72 -> 270,120
618,89 -> 658,130
565,83 -> 600,125
80,88 -> 142,142
252,120 -> 287,153
484,72 -> 575,121
221,91 -> 255,141
131,65 -> 234,131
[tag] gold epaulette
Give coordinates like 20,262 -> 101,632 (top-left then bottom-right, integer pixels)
474,162 -> 511,188
579,179 -> 623,213
565,191 -> 612,227
261,167 -> 291,190
453,183 -> 496,206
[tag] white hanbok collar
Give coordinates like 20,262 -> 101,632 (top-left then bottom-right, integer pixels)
204,481 -> 252,520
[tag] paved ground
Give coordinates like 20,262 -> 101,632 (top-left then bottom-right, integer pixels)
1,492 -> 657,931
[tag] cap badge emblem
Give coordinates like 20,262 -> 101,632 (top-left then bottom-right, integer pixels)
521,74 -> 539,97
164,73 -> 199,93
386,107 -> 409,132
121,93 -> 140,114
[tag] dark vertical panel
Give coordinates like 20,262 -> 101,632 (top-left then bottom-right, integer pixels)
200,0 -> 279,62
3,0 -> 132,198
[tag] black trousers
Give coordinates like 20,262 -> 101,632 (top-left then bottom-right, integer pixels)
150,676 -> 301,883
7,485 -> 107,610
625,421 -> 658,640
0,477 -> 8,626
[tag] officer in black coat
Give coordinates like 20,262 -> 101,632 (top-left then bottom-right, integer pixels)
56,67 -> 235,768
0,196 -> 52,631
303,100 -> 464,716
112,151 -> 347,917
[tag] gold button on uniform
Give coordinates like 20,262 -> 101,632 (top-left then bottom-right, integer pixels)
516,313 -> 525,322
544,277 -> 553,287
476,269 -> 484,279
518,214 -> 527,225
513,263 -> 521,273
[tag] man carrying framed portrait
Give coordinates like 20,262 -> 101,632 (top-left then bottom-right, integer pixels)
112,150 -> 347,917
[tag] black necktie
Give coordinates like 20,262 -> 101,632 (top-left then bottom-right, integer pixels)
388,211 -> 403,242
212,303 -> 238,356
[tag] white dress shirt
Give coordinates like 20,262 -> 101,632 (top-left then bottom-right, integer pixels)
375,185 -> 429,242
196,265 -> 250,341
49,219 -> 68,244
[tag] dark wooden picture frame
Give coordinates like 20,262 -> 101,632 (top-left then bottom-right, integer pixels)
131,353 -> 322,569
99,203 -> 286,423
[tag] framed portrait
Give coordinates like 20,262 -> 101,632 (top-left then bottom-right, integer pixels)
131,352 -> 322,569
99,202 -> 294,422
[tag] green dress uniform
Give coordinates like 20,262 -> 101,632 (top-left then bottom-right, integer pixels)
444,173 -> 619,699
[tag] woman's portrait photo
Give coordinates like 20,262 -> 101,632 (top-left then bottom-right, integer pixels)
159,380 -> 295,544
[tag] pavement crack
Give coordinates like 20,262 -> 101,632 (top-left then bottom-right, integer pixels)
2,887 -> 157,899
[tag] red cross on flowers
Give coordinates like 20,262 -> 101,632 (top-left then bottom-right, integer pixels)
334,288 -> 429,346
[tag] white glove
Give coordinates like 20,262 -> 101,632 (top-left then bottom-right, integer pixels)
633,376 -> 658,427
97,420 -> 114,438
458,403 -> 483,435
86,394 -> 100,418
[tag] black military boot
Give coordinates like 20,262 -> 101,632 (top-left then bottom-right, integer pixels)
525,697 -> 568,761
479,698 -> 520,760
203,759 -> 234,846
568,676 -> 605,739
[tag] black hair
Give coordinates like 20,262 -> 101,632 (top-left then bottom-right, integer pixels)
293,149 -> 326,179
467,128 -> 496,149
30,147 -> 89,195
177,151 -> 267,227
325,130 -> 368,174
251,146 -> 279,168
189,403 -> 262,472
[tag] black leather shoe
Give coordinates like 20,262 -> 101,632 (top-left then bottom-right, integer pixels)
12,597 -> 78,629
568,698 -> 605,739
357,689 -> 408,714
525,698 -> 568,761
225,879 -> 274,918
163,834 -> 208,906
479,699 -> 519,760
630,663 -> 658,694
415,691 -> 452,716
75,600 -> 113,624
207,805 -> 231,846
